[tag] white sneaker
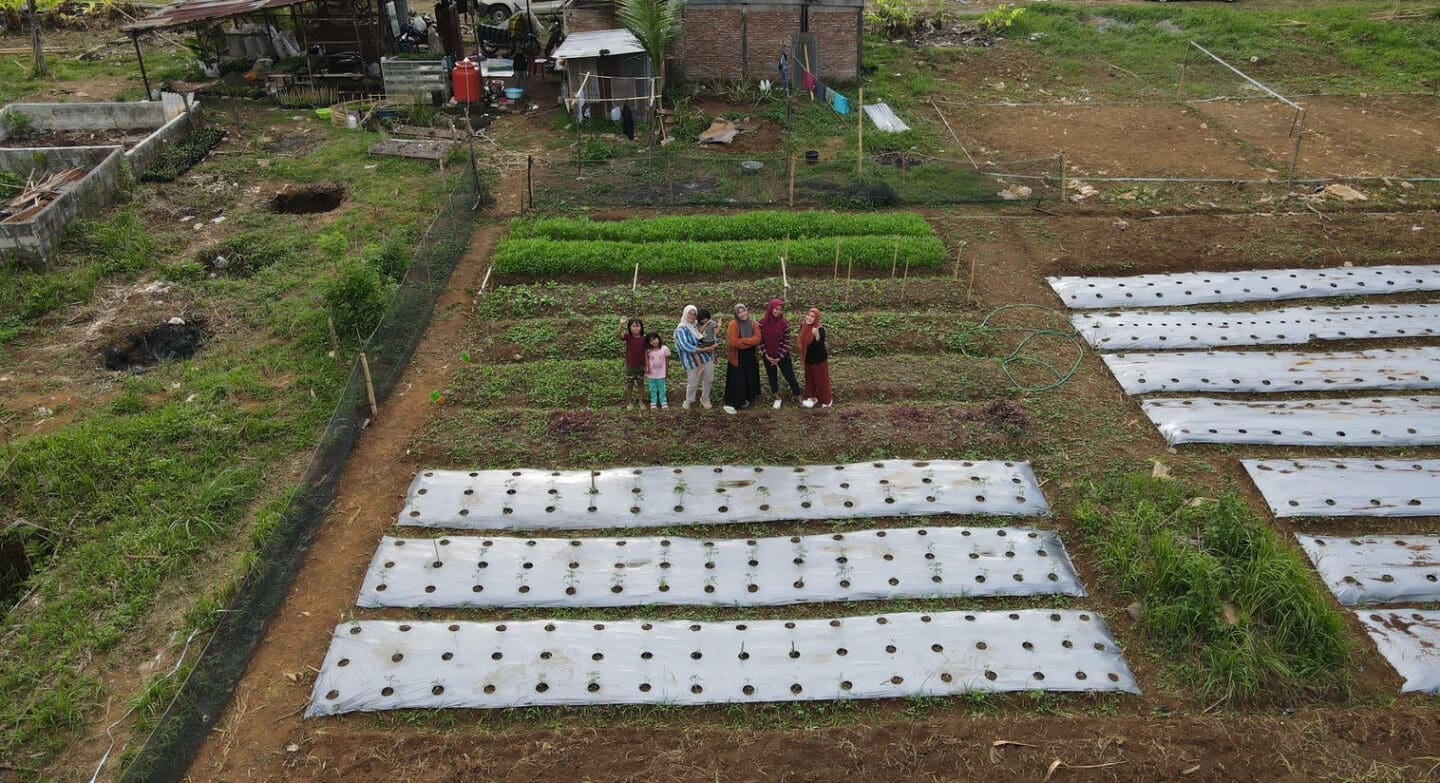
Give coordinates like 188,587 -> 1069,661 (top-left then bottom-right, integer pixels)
772,399 -> 782,409
723,405 -> 737,415
682,401 -> 691,409
821,402 -> 832,408
701,401 -> 712,409
801,399 -> 816,408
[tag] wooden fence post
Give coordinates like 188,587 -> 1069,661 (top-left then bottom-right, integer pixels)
359,351 -> 378,419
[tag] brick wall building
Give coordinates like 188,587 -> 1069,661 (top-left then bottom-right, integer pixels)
563,0 -> 863,84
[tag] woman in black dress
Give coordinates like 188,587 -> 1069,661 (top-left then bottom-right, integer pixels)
721,303 -> 765,415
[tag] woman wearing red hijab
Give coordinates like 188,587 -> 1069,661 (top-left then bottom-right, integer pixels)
759,298 -> 804,408
798,307 -> 832,408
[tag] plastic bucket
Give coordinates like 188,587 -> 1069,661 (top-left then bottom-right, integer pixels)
504,87 -> 525,100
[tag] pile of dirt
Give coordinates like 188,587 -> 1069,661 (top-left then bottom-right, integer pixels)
103,318 -> 207,372
270,184 -> 346,214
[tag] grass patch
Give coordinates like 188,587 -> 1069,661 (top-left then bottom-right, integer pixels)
1073,472 -> 1350,703
0,106 -> 460,776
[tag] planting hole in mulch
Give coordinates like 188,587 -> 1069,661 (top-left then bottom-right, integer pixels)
270,184 -> 346,214
103,318 -> 208,372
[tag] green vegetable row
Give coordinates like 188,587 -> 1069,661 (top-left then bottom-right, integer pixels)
508,211 -> 936,243
493,235 -> 949,276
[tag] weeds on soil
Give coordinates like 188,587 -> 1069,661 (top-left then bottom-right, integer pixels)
1073,472 -> 1350,704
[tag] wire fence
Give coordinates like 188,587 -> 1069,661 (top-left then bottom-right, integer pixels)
117,165 -> 488,783
528,151 -> 1062,209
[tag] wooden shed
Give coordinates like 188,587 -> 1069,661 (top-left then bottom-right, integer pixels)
552,28 -> 656,122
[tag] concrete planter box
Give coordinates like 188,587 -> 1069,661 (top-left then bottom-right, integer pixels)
0,94 -> 202,179
0,145 -> 125,268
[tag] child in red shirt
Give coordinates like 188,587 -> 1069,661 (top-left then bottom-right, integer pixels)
619,317 -> 647,409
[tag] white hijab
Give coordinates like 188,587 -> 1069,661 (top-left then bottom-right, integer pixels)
677,305 -> 702,338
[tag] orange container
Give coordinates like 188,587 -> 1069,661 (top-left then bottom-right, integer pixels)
452,60 -> 481,103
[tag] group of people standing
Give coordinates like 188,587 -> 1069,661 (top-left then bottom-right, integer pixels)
620,299 -> 833,414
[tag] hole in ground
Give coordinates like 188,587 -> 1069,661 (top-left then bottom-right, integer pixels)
270,183 -> 346,214
103,318 -> 208,372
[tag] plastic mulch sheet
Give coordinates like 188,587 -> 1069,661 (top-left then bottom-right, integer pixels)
307,611 -> 1139,716
1141,396 -> 1440,447
1048,264 -> 1440,310
1102,347 -> 1440,395
1245,459 -> 1440,518
398,460 -> 1050,531
1355,609 -> 1440,694
1071,304 -> 1440,351
1297,535 -> 1440,606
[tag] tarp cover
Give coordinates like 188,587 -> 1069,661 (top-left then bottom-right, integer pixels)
307,611 -> 1139,716
399,460 -> 1050,530
1356,609 -> 1440,693
358,527 -> 1086,608
1048,264 -> 1440,310
1102,347 -> 1440,395
1245,459 -> 1440,517
1072,304 -> 1440,351
1141,396 -> 1440,447
1297,535 -> 1440,606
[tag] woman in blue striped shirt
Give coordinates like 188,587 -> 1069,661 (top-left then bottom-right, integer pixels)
674,305 -> 717,409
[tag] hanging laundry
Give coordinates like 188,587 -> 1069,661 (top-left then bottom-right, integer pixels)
815,82 -> 827,102
804,70 -> 816,95
621,104 -> 635,140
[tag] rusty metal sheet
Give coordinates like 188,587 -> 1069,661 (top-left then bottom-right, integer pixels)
125,0 -> 308,31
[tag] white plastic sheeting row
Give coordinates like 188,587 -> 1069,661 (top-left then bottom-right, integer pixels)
1102,347 -> 1440,395
1141,396 -> 1440,447
1296,535 -> 1440,607
1048,264 -> 1440,310
1245,459 -> 1440,518
398,460 -> 1050,530
307,611 -> 1139,716
358,527 -> 1085,609
1071,304 -> 1440,351
1356,610 -> 1440,694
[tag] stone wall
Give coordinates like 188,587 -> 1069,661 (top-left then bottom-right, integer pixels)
0,146 -> 125,268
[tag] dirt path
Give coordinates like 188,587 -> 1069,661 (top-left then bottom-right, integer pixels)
185,224 -> 503,781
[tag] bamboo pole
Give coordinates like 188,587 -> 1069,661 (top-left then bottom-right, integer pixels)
632,263 -> 639,291
856,87 -> 864,178
833,239 -> 840,280
787,153 -> 796,207
890,236 -> 898,278
480,265 -> 493,293
326,316 -> 341,363
967,246 -> 980,305
900,257 -> 910,300
526,154 -> 534,210
1058,152 -> 1067,203
780,235 -> 791,291
359,352 -> 378,419
844,258 -> 853,306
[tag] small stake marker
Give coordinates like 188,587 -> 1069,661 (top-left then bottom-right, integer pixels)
360,351 -> 378,419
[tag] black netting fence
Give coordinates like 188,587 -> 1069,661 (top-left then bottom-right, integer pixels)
528,152 -> 1062,209
118,165 -> 487,783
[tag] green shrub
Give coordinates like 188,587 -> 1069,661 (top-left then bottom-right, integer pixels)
493,235 -> 947,276
315,230 -> 347,259
364,234 -> 413,282
324,260 -> 390,340
509,211 -> 935,243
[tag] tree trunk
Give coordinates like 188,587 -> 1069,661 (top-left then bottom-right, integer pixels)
28,0 -> 47,78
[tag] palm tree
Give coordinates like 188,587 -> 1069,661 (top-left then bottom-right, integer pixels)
615,0 -> 685,138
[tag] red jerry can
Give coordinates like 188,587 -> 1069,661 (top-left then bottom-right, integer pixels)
452,60 -> 481,103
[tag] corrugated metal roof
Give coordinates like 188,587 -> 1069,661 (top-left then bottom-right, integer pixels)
552,28 -> 644,60
124,0 -> 308,31
864,102 -> 910,133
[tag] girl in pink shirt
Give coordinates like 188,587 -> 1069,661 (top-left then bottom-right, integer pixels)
645,332 -> 671,410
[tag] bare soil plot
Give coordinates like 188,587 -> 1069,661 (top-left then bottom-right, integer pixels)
960,103 -> 1269,178
1199,95 -> 1440,178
